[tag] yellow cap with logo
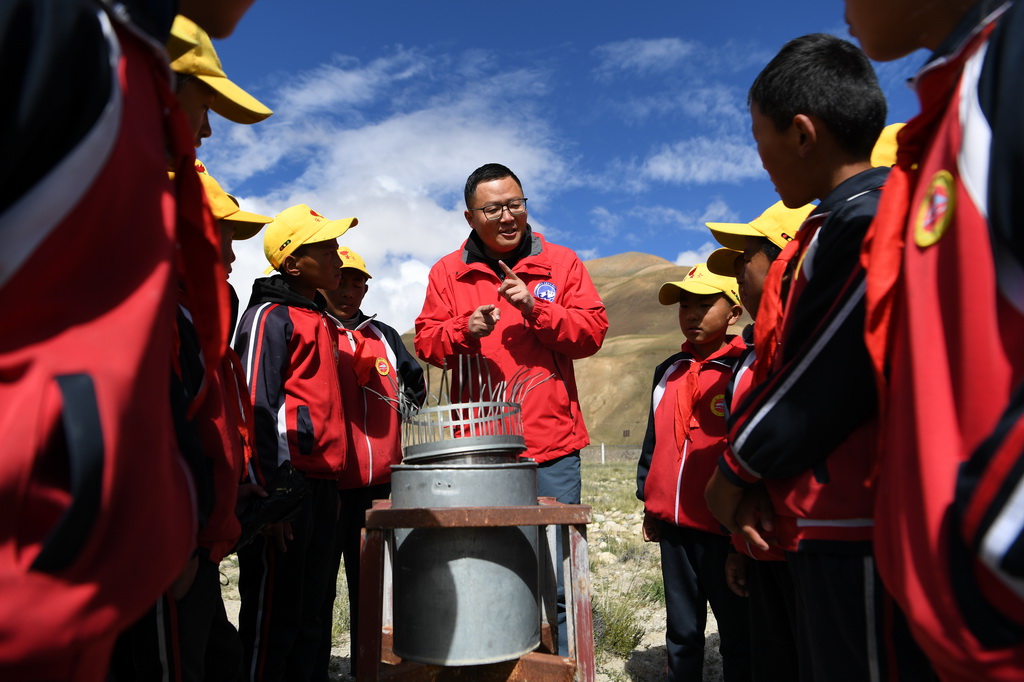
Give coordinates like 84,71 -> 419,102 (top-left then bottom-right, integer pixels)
263,205 -> 358,273
168,15 -> 273,124
659,263 -> 740,306
337,247 -> 372,279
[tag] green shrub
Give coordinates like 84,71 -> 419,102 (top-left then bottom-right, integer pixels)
331,575 -> 351,645
638,575 -> 665,606
592,593 -> 645,659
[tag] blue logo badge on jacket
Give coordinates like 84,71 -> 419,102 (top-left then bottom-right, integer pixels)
533,281 -> 556,302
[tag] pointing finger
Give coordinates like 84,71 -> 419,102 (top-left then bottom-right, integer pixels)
498,260 -> 519,279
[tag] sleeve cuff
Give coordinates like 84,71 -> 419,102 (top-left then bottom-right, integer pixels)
717,449 -> 761,487
523,298 -> 547,327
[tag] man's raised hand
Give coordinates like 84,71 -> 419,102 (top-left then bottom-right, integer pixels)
468,304 -> 501,338
497,261 -> 535,315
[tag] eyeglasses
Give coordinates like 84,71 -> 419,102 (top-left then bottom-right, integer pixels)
470,198 -> 528,221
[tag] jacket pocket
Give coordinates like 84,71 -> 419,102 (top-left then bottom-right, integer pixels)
296,405 -> 315,456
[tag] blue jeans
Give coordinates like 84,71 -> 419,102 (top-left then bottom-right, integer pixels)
536,452 -> 581,657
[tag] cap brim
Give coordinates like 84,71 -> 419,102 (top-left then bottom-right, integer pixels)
225,209 -> 272,241
707,248 -> 742,277
658,282 -> 683,305
705,222 -> 759,251
198,75 -> 273,124
659,279 -> 734,305
308,217 -> 358,244
341,265 -> 372,279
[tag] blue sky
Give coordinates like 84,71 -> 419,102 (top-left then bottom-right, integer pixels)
206,0 -> 928,333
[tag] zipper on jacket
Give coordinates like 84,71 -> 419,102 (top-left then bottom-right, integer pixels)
674,439 -> 689,527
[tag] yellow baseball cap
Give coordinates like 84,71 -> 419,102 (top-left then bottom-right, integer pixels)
871,122 -> 904,168
706,247 -> 742,277
337,247 -> 372,279
706,200 -> 813,251
195,160 -> 272,240
659,263 -> 740,306
263,205 -> 358,273
168,15 -> 273,125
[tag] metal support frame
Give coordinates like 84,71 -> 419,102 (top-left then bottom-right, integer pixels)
356,498 -> 595,681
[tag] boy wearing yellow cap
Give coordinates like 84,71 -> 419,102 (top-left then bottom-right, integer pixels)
169,15 -> 273,147
233,205 -> 355,681
636,264 -> 750,681
109,165 -> 272,682
0,2 -> 260,678
704,34 -> 932,681
845,0 -> 1024,678
312,248 -> 425,679
704,201 -> 812,682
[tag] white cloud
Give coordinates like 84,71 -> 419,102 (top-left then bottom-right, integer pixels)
589,206 -> 622,238
277,50 -> 430,116
612,85 -> 748,132
674,241 -> 717,267
634,198 -> 740,234
593,38 -> 698,80
698,198 -> 738,224
641,135 -> 763,185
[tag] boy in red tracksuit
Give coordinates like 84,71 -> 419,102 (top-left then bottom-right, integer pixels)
845,0 -> 1024,678
636,264 -> 750,682
0,2 -> 253,679
314,247 -> 425,680
110,166 -> 273,682
704,200 -> 813,682
234,204 -> 356,682
704,34 -> 934,682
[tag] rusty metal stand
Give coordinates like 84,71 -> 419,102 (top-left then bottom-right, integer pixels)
356,498 -> 595,681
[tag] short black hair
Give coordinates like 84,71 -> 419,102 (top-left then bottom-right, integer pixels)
464,163 -> 524,208
173,72 -> 199,94
749,33 -> 886,159
760,239 -> 783,262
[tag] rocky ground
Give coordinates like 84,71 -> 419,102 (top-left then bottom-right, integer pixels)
222,455 -> 724,681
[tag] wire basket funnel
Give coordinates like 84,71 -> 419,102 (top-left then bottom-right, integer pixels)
401,355 -> 553,464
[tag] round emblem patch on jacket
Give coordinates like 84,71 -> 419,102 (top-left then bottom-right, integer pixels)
375,358 -> 390,376
533,281 -> 557,302
710,393 -> 726,417
914,170 -> 955,248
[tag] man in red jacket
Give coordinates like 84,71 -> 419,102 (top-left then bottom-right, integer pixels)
414,162 -> 608,654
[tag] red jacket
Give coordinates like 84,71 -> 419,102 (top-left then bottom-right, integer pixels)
0,3 -> 212,678
725,338 -> 786,561
334,313 -> 425,488
862,2 -> 1024,678
637,337 -> 746,533
193,349 -> 254,563
235,277 -> 348,481
414,231 -> 607,463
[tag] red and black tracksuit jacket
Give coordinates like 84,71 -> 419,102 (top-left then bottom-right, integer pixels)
861,0 -> 1024,677
637,337 -> 746,532
333,312 -> 425,489
234,276 -> 348,483
718,166 -> 890,552
0,1 -> 224,678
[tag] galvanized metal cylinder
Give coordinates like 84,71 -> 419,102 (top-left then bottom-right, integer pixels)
390,462 -> 540,666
